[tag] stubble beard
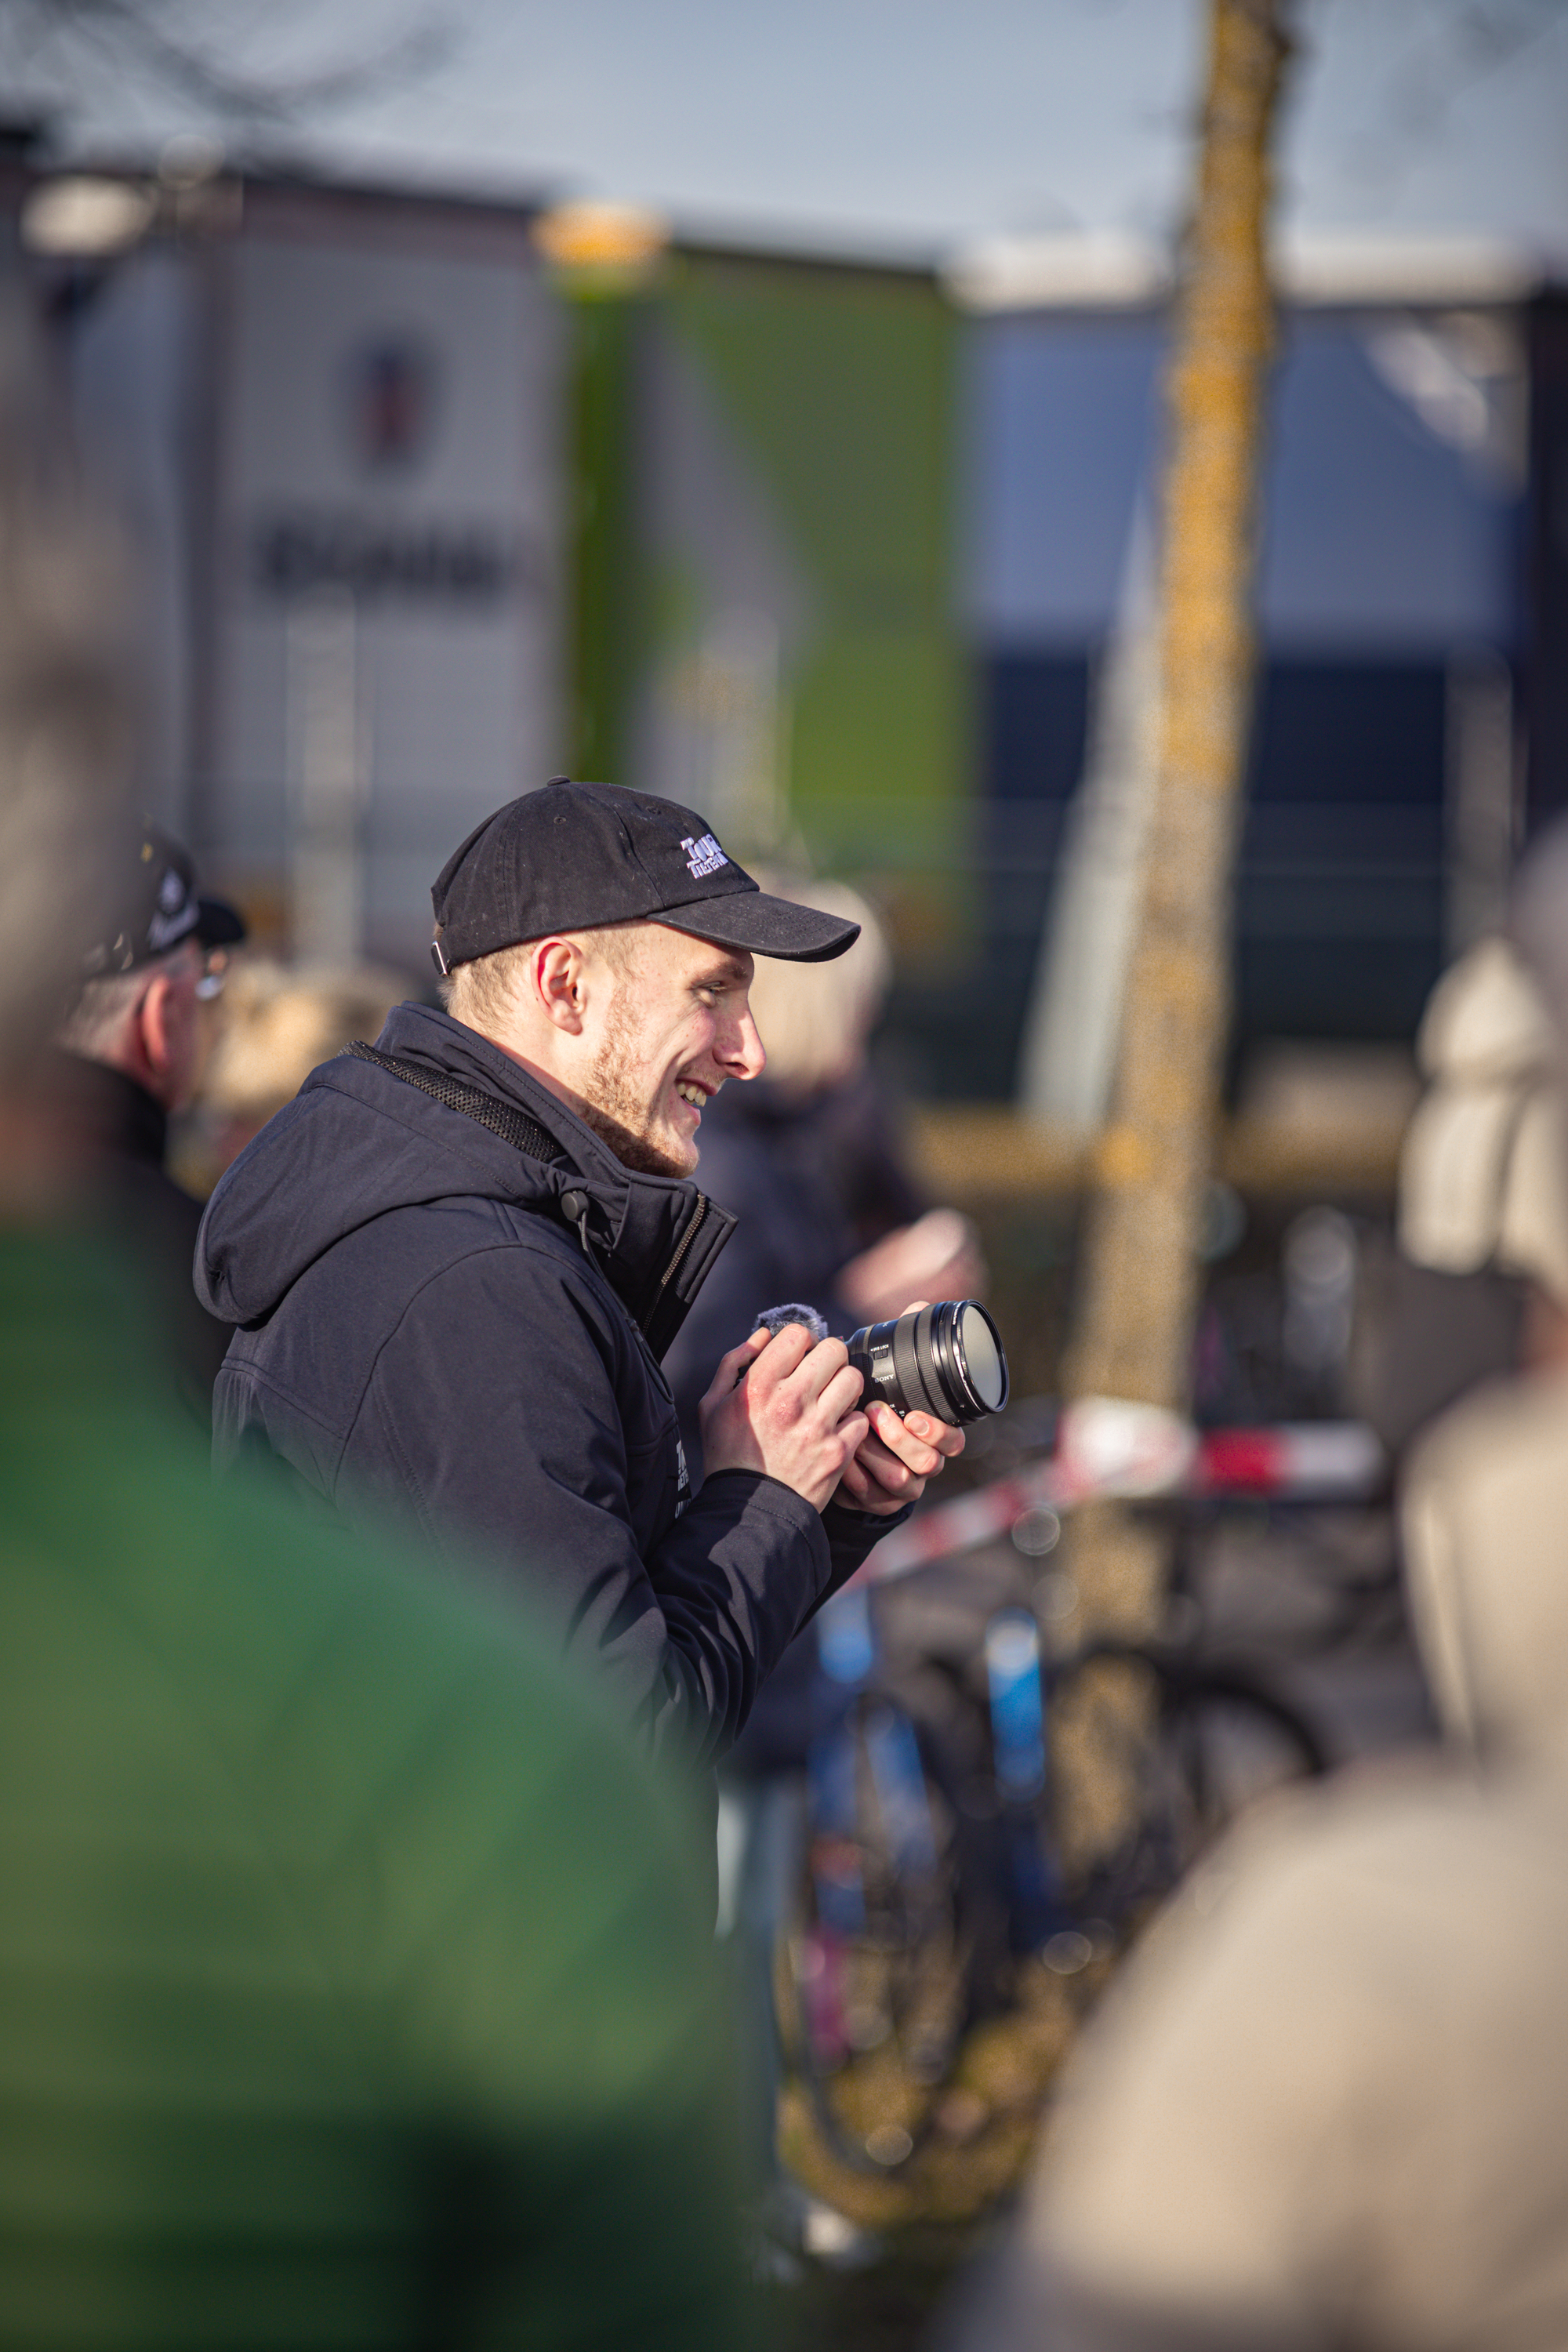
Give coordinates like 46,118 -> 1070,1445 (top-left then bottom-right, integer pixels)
579,982 -> 691,1180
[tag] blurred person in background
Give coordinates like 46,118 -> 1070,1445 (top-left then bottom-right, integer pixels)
660,879 -> 985,2252
1000,1646 -> 1568,2350
662,877 -> 985,1474
187,952 -> 407,1184
196,784 -> 964,1786
1400,815 -> 1568,1780
51,818 -> 245,1421
978,826 -> 1568,2352
0,297 -> 746,2349
660,879 -> 985,1621
1354,926 -> 1568,1456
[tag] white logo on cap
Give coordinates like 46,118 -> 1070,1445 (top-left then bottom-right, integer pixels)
681,833 -> 728,880
147,901 -> 199,953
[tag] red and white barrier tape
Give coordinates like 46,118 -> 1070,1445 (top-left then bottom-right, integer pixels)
855,1397 -> 1384,1584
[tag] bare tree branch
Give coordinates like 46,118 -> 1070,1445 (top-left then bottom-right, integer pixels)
0,0 -> 460,133
1330,0 -> 1568,192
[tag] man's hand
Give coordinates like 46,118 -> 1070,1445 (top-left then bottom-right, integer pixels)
699,1323 -> 869,1512
836,1399 -> 965,1516
837,1207 -> 987,1327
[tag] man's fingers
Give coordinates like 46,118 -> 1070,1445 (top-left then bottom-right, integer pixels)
864,1400 -> 945,1473
818,1363 -> 868,1430
838,1446 -> 920,1513
851,1433 -> 919,1492
826,1413 -> 869,1486
705,1325 -> 773,1400
837,1453 -> 872,1504
745,1321 -> 818,1390
779,1333 -> 852,1404
880,1403 -> 966,1461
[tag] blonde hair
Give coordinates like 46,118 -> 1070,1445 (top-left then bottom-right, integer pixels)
441,924 -> 641,1033
744,879 -> 890,1095
199,958 -> 408,1124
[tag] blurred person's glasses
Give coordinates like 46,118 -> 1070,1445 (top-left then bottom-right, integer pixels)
195,951 -> 229,1003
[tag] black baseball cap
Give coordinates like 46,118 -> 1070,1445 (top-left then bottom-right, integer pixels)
430,779 -> 859,975
82,817 -> 247,979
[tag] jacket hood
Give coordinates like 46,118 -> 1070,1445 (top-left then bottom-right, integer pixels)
1416,938 -> 1559,1085
195,1001 -> 735,1355
1403,1365 -> 1568,1762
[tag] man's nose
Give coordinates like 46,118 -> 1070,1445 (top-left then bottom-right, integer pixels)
722,1008 -> 766,1080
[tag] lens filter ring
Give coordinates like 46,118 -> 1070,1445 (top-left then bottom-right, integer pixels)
953,1299 -> 1008,1417
917,1298 -> 1007,1423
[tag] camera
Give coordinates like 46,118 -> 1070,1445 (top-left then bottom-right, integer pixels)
847,1299 -> 1009,1427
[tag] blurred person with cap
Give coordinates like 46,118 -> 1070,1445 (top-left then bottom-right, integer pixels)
0,305 -> 746,2348
196,782 -> 964,1777
53,815 -> 245,1420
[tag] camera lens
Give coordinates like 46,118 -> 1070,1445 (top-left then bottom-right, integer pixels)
954,1301 -> 1006,1412
846,1299 -> 1009,1426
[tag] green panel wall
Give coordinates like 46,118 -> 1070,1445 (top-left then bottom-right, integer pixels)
563,291 -> 644,784
666,252 -> 970,909
564,249 -> 971,953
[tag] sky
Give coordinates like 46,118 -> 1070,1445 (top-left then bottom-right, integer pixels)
3,0 -> 1566,266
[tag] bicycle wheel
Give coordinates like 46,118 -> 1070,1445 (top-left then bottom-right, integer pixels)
1045,1640 -> 1328,1932
779,1690 -> 974,2170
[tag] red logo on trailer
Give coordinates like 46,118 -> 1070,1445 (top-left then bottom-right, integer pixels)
347,335 -> 439,475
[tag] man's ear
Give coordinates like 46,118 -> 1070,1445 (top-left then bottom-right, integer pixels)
138,971 -> 177,1082
532,938 -> 588,1036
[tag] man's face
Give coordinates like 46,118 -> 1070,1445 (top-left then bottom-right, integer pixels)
579,924 -> 764,1178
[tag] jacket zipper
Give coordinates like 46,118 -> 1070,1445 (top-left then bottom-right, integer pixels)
656,1192 -> 708,1295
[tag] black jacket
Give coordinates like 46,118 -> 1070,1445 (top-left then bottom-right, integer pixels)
53,1053 -> 233,1427
195,1003 -> 895,1762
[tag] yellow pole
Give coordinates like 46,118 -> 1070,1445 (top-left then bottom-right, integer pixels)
1064,0 -> 1293,1657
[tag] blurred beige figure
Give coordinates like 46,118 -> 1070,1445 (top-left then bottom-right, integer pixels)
1002,1401 -> 1568,2351
190,954 -> 407,1181
996,841 -> 1568,2352
1399,934 -> 1568,1331
1354,933 -> 1568,1453
1403,1366 -> 1568,1763
1399,822 -> 1568,1761
1012,1752 -> 1568,2352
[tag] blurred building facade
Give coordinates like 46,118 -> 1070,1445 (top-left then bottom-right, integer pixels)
16,160 -> 563,971
12,148 -> 1565,1099
967,239 -> 1552,1109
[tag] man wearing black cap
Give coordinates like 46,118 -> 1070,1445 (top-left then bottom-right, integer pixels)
56,817 -> 245,1422
197,780 -> 962,1763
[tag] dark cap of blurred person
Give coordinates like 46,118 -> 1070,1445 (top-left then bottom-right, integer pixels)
52,818 -> 245,1421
